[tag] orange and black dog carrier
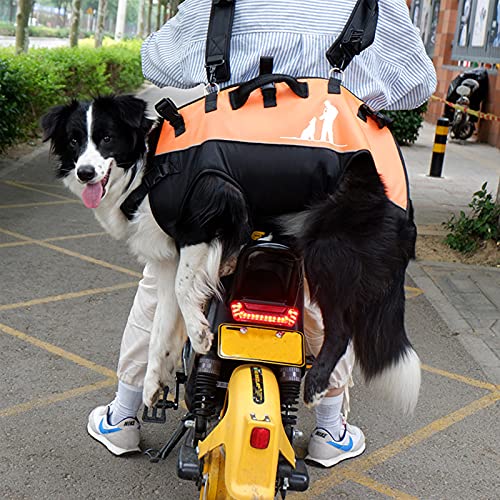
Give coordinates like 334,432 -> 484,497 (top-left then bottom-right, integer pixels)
121,0 -> 410,240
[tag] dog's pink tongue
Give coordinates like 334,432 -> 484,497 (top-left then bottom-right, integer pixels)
82,182 -> 103,209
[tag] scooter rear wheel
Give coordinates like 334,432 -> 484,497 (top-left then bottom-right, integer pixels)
199,446 -> 232,500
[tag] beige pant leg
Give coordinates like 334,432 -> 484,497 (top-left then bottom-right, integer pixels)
303,281 -> 355,414
116,263 -> 157,387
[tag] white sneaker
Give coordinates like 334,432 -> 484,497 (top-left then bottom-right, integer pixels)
306,423 -> 366,467
87,404 -> 141,456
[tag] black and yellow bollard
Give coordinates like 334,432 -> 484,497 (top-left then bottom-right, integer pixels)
429,117 -> 450,177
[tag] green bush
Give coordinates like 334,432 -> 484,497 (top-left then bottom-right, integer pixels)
0,40 -> 143,152
0,59 -> 29,150
0,22 -> 15,36
383,102 -> 428,146
444,183 -> 500,254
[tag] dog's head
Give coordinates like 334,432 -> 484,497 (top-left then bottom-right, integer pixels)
41,95 -> 155,209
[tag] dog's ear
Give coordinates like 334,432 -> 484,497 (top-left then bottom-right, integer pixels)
40,101 -> 79,142
113,95 -> 153,131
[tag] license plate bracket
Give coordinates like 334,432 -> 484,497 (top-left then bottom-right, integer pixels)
218,323 -> 305,367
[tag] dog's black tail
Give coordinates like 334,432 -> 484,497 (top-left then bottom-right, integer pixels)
290,151 -> 420,414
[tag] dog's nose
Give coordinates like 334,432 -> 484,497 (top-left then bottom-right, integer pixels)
77,165 -> 96,182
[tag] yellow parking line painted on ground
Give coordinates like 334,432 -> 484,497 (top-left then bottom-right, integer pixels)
338,469 -> 419,499
37,240 -> 142,277
0,378 -> 115,418
0,322 -> 118,379
0,231 -> 108,249
2,180 -> 76,201
0,240 -> 33,248
0,227 -> 142,278
43,232 -> 107,242
0,200 -> 79,209
0,282 -> 138,311
404,285 -> 423,299
422,364 -> 497,391
306,391 -> 500,495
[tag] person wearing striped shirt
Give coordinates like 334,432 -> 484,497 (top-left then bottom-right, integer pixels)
141,0 -> 436,111
88,0 -> 436,468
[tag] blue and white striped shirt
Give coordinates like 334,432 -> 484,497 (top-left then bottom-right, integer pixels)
141,0 -> 436,111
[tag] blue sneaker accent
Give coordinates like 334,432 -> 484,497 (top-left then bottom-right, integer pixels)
307,424 -> 365,467
98,417 -> 122,434
327,436 -> 353,452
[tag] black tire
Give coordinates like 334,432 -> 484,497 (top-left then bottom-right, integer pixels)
456,121 -> 475,140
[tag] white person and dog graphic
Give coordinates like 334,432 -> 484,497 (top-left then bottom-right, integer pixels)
283,100 -> 346,147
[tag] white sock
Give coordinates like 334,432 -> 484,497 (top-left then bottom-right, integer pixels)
109,381 -> 143,425
315,393 -> 344,440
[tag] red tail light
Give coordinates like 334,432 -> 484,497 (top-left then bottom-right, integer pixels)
250,427 -> 270,449
230,301 -> 299,327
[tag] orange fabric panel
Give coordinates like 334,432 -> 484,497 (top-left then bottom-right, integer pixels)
155,79 -> 407,210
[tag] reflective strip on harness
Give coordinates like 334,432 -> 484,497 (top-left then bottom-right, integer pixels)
155,79 -> 408,211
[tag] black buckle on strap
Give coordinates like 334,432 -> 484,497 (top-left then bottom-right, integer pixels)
205,0 -> 236,84
155,98 -> 185,137
143,162 -> 167,190
357,104 -> 392,129
259,57 -> 276,108
326,0 -> 378,71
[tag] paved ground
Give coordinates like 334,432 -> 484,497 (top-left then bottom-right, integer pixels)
0,88 -> 499,499
0,36 -> 69,49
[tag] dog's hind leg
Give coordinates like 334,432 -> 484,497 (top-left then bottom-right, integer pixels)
297,152 -> 420,413
143,258 -> 186,408
303,308 -> 351,407
301,238 -> 359,407
175,240 -> 223,354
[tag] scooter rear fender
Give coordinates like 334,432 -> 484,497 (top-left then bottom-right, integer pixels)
197,364 -> 295,500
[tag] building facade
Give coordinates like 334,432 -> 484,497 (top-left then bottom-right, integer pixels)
410,0 -> 500,147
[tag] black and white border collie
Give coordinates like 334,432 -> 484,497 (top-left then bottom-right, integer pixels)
42,94 -> 421,412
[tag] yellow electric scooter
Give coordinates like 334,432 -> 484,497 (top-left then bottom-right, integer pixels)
143,240 -> 309,499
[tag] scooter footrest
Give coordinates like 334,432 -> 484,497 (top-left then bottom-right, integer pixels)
177,443 -> 201,480
278,458 -> 309,492
142,387 -> 170,423
288,458 -> 309,492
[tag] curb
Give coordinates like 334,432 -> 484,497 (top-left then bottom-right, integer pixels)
0,143 -> 50,180
408,260 -> 500,385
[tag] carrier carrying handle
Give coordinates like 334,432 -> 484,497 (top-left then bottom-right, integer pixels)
229,74 -> 309,110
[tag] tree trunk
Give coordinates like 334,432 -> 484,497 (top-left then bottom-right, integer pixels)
155,1 -> 161,31
15,0 -> 31,54
69,0 -> 81,47
137,0 -> 145,38
94,0 -> 107,47
146,0 -> 153,35
115,0 -> 127,40
163,0 -> 169,23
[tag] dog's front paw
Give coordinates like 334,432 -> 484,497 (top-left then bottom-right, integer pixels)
143,376 -> 162,408
187,324 -> 214,354
142,357 -> 177,408
303,367 -> 330,408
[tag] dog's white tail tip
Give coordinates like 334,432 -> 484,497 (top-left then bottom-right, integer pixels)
367,348 -> 421,416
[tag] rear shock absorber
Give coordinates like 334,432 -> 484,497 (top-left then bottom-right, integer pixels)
192,354 -> 221,438
278,366 -> 302,442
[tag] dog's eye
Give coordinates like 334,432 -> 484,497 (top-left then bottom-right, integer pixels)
103,136 -> 111,143
70,138 -> 78,147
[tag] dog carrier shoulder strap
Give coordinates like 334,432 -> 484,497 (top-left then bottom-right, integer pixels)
206,0 -> 236,84
326,0 -> 378,71
120,157 -> 180,220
